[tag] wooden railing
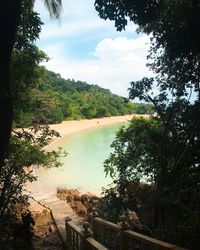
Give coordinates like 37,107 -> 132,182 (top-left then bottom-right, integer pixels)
65,210 -> 187,250
91,214 -> 187,250
65,217 -> 108,250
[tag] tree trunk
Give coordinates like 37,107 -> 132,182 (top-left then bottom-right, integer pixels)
0,0 -> 21,165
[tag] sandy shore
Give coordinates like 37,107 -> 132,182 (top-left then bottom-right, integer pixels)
27,115 -> 136,198
27,114 -> 147,199
46,114 -> 144,148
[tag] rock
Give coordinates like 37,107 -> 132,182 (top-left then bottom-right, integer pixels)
74,194 -> 80,201
80,194 -> 90,202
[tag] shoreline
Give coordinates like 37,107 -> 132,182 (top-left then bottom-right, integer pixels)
46,114 -> 146,149
27,114 -> 147,200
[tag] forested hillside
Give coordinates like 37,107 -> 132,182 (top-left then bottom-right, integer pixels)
14,69 -> 154,127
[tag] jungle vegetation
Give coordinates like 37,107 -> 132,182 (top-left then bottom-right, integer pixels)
0,0 -> 65,247
0,1 -> 152,246
1,0 -> 200,249
0,0 -> 62,165
95,1 -> 200,249
13,69 -> 154,128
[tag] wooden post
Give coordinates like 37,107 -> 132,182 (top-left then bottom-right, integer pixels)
65,216 -> 72,249
82,221 -> 93,250
91,207 -> 99,230
118,215 -> 129,250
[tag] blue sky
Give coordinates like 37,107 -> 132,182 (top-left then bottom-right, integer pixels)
34,0 -> 152,97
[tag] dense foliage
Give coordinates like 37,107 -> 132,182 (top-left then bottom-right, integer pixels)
95,0 -> 200,96
0,1 -> 153,246
96,1 -> 200,249
104,115 -> 200,248
11,0 -> 49,128
0,0 -> 63,164
0,125 -> 66,244
14,69 -> 154,127
0,1 -> 65,246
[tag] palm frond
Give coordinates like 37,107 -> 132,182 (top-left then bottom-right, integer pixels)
43,0 -> 62,19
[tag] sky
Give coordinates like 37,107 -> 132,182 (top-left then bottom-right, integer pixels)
34,0 -> 153,97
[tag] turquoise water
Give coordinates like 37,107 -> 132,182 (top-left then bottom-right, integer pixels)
35,123 -> 124,195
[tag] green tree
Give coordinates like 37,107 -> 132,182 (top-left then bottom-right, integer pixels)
104,75 -> 200,248
25,69 -> 143,124
0,2 -> 64,240
95,2 -> 200,248
0,0 -> 62,164
104,105 -> 200,248
96,106 -> 109,117
0,125 -> 66,238
95,0 -> 200,96
132,103 -> 154,114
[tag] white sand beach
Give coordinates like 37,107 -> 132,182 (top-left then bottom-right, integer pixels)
28,115 -> 148,206
46,114 -> 147,148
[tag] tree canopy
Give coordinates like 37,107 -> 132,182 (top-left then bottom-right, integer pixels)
0,0 -> 62,164
96,1 -> 200,248
95,0 -> 200,95
0,0 -> 65,244
13,69 -> 154,127
94,0 -> 200,54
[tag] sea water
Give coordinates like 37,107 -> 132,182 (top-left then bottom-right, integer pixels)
33,123 -> 124,195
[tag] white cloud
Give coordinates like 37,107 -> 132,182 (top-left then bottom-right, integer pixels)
34,0 -> 154,97
94,36 -> 149,61
41,36 -> 153,97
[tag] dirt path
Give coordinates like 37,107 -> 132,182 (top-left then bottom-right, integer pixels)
30,191 -> 82,247
31,201 -> 63,250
